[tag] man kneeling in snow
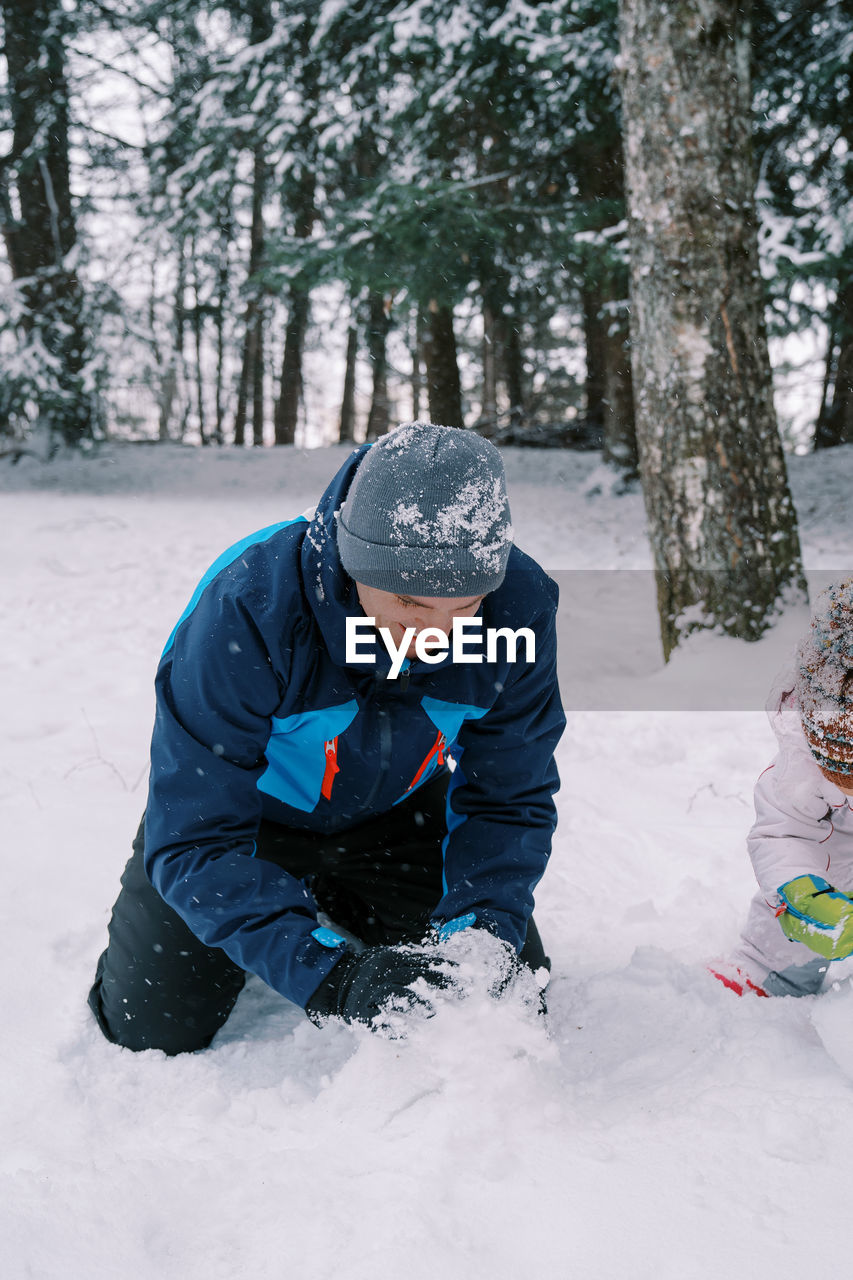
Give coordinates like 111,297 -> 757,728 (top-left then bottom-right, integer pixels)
88,423 -> 565,1052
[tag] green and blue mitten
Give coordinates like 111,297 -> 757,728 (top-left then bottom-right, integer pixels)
777,875 -> 853,961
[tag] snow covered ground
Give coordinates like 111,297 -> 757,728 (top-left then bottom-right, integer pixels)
3,439 -> 853,1279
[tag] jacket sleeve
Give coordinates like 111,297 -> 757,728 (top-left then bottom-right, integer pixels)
429,599 -> 565,952
144,584 -> 346,1009
746,740 -> 836,897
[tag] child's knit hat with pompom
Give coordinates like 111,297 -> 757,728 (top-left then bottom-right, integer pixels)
796,579 -> 853,789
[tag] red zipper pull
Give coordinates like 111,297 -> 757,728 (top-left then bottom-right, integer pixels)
407,730 -> 446,792
321,737 -> 340,800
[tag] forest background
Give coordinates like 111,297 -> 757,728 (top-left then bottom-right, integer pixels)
1,0 -> 849,455
1,0 -> 851,654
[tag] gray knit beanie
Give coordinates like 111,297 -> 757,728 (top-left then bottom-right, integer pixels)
337,422 -> 513,595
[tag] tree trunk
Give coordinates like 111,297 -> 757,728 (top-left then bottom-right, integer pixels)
618,0 -> 806,658
480,265 -> 525,431
233,144 -> 267,447
194,315 -> 206,445
252,312 -> 265,446
422,302 -> 464,428
274,156 -> 315,446
214,216 -> 229,447
275,289 -> 310,445
498,311 -> 525,429
582,283 -> 637,469
173,235 -> 191,441
815,275 -> 853,448
411,306 -> 425,422
232,0 -> 273,448
157,364 -> 177,444
146,266 -> 173,443
1,0 -> 92,445
191,241 -> 207,445
575,128 -> 637,468
481,302 -> 498,434
580,288 -> 608,450
601,310 -> 637,473
365,292 -> 391,440
234,319 -> 258,448
339,321 -> 358,443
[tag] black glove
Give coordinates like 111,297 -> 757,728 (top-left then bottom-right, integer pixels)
305,942 -> 456,1029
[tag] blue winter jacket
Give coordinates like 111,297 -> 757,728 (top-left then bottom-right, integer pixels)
144,445 -> 565,1009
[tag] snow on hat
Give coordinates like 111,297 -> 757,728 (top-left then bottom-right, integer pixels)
796,578 -> 853,788
336,422 -> 513,596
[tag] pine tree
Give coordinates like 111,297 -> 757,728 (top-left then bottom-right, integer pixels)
0,0 -> 94,445
753,0 -> 853,448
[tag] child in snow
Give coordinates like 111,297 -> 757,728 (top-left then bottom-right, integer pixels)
714,580 -> 853,998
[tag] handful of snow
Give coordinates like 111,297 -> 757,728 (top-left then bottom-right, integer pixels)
437,926 -> 548,1004
373,928 -> 548,1040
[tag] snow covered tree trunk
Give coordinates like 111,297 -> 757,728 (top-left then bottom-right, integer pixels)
619,0 -> 806,657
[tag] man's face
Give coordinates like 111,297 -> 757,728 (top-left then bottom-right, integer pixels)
355,583 -> 485,658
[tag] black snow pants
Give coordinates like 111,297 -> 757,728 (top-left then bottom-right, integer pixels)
88,773 -> 549,1055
